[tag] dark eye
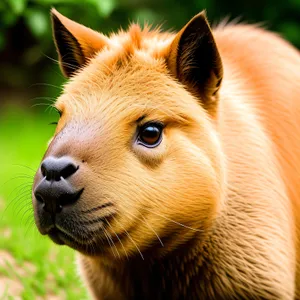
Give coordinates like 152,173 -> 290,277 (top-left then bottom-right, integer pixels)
137,122 -> 163,148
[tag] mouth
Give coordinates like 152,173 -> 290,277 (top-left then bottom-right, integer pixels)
47,224 -> 91,247
46,224 -> 106,255
35,204 -> 116,255
47,226 -> 84,246
48,228 -> 66,245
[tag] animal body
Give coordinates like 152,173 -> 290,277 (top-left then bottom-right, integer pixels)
32,8 -> 300,299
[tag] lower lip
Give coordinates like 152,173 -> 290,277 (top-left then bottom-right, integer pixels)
48,227 -> 85,247
48,228 -> 66,245
48,227 -> 107,256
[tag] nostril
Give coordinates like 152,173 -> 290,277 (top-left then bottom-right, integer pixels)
60,164 -> 79,180
40,156 -> 79,181
60,188 -> 84,206
34,180 -> 83,215
41,164 -> 46,178
35,194 -> 44,204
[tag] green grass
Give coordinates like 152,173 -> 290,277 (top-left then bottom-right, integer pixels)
0,105 -> 87,299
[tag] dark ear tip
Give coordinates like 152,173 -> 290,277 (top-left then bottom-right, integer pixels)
190,10 -> 208,22
50,11 -> 62,34
183,11 -> 211,36
194,10 -> 209,24
50,8 -> 59,24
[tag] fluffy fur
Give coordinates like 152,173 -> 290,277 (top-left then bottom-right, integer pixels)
32,9 -> 300,299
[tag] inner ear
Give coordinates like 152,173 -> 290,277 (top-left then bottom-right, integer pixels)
167,11 -> 223,111
52,14 -> 85,77
51,9 -> 108,78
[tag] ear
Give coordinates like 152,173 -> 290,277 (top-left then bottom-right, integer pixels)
51,8 -> 108,77
167,11 -> 223,111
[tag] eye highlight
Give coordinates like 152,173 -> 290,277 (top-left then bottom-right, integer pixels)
137,122 -> 163,148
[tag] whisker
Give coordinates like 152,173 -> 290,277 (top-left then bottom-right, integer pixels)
19,206 -> 34,225
1,187 -> 32,221
111,214 -> 144,260
103,227 -> 117,258
87,226 -> 105,256
104,217 -> 129,259
10,191 -> 32,214
11,164 -> 36,173
31,103 -> 53,109
31,102 -> 56,114
30,96 -> 56,104
143,218 -> 164,247
1,175 -> 33,189
9,184 -> 32,203
142,207 -> 203,232
43,53 -> 79,71
16,199 -> 32,215
79,216 -> 105,226
78,212 -> 116,226
104,227 -> 120,258
81,203 -> 114,214
125,210 -> 164,247
7,181 -> 32,199
29,83 -> 63,90
24,219 -> 36,238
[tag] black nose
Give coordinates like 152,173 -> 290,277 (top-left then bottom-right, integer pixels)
34,156 -> 82,214
41,156 -> 78,181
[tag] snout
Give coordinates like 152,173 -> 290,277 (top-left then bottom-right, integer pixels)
33,156 -> 83,237
34,156 -> 82,214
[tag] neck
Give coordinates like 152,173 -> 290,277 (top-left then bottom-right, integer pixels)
99,233 -> 211,299
80,213 -> 258,299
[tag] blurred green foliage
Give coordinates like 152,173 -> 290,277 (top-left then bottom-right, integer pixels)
0,1 -> 299,297
0,0 -> 299,107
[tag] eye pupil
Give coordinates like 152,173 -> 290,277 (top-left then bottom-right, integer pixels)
138,123 -> 163,147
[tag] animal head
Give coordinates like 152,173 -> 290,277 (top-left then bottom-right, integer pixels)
32,9 -> 226,260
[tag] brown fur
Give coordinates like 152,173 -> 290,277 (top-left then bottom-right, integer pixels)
33,9 -> 300,299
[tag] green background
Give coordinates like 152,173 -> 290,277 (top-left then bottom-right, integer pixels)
0,0 -> 299,298
1,0 -> 300,110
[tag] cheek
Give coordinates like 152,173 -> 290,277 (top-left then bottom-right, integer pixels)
146,137 -> 224,229
84,162 -> 147,234
162,158 -> 219,218
82,130 -> 223,233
